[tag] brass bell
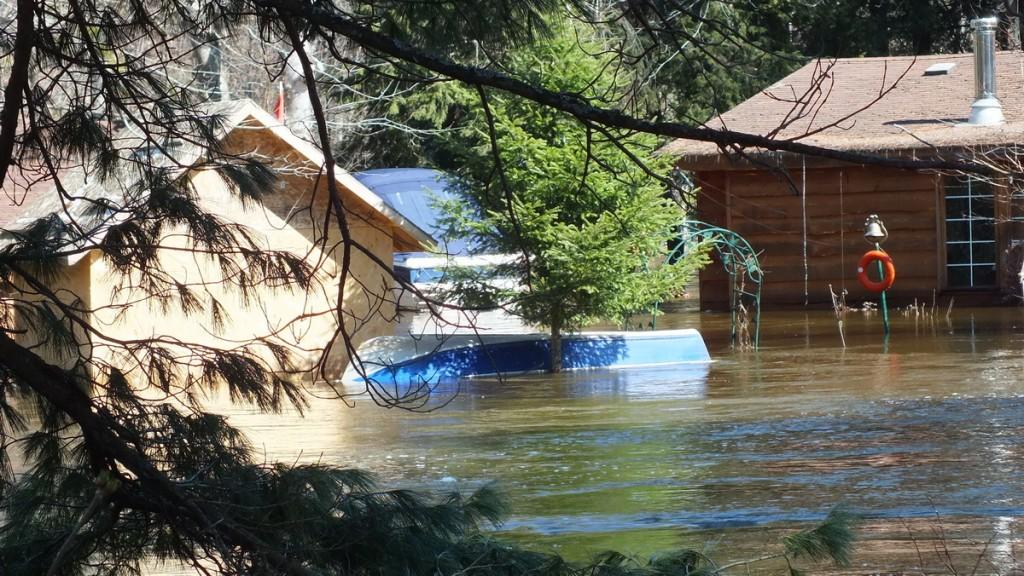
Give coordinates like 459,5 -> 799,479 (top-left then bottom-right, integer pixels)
864,214 -> 888,245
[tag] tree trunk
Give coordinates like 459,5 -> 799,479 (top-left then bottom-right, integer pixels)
867,0 -> 890,56
0,0 -> 35,189
1005,1 -> 1022,50
549,318 -> 563,373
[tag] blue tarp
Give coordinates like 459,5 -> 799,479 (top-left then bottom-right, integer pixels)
354,168 -> 468,257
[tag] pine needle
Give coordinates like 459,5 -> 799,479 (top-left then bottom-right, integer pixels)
783,506 -> 857,567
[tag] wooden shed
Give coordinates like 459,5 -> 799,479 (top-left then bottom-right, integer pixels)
0,100 -> 433,380
666,51 -> 1024,310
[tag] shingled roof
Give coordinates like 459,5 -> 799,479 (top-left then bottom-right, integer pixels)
664,51 -> 1024,167
0,100 -> 433,257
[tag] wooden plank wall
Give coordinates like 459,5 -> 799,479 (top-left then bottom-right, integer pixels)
696,166 -> 940,310
694,172 -> 731,310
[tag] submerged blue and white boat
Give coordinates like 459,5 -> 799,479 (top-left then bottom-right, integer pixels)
341,329 -> 711,386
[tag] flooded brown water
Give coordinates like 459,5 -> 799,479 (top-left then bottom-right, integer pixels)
9,304 -> 1014,574
208,306 -> 1024,574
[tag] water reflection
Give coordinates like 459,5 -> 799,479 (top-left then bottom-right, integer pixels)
355,363 -> 712,409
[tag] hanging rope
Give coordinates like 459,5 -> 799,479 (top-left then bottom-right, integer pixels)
839,169 -> 845,292
802,155 -> 809,305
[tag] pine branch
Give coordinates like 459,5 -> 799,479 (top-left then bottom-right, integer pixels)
782,506 -> 857,567
45,471 -> 121,576
0,0 -> 34,189
0,331 -> 323,576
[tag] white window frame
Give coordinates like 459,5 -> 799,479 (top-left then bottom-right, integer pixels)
944,177 -> 996,288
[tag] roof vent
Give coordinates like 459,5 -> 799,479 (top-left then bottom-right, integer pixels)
968,17 -> 1004,125
924,62 -> 956,75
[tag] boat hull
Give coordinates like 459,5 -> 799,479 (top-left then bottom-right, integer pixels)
342,329 -> 711,386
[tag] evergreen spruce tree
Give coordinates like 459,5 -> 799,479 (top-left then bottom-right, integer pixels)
431,21 -> 710,372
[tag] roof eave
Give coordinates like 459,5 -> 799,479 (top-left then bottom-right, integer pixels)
232,102 -> 436,251
672,140 -> 1023,172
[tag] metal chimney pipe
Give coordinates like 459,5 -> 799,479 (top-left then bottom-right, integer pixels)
969,17 -> 1005,125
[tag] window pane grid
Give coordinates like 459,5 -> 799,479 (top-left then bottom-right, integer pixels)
944,177 -> 996,288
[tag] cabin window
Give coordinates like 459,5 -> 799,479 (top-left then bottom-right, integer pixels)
944,176 -> 996,288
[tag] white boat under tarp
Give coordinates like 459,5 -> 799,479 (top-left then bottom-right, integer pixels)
341,329 -> 711,387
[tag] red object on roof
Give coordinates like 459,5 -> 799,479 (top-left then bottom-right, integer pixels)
274,82 -> 285,122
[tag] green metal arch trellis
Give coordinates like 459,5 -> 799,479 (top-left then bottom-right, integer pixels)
659,220 -> 763,349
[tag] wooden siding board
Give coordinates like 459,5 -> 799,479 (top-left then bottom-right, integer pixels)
729,190 -> 937,219
696,172 -> 730,310
760,253 -> 936,278
725,168 -> 934,197
732,211 -> 936,236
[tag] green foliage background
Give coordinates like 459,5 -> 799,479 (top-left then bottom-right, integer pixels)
341,0 -> 1023,169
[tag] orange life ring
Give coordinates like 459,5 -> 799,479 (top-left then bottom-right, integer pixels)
857,250 -> 896,293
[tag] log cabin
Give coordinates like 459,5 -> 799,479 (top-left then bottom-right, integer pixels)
665,18 -> 1024,310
